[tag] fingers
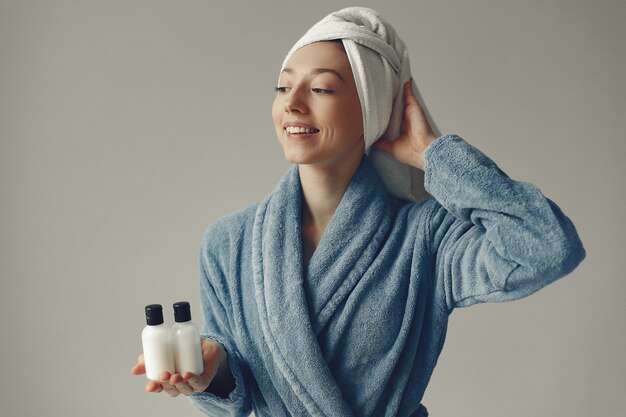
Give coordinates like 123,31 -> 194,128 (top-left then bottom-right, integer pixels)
131,354 -> 146,375
183,371 -> 210,392
404,80 -> 427,120
170,373 -> 194,396
146,380 -> 162,393
159,372 -> 180,397
404,80 -> 418,106
404,80 -> 425,119
403,79 -> 435,141
155,372 -> 198,397
137,338 -> 222,397
134,354 -> 199,397
144,373 -> 196,397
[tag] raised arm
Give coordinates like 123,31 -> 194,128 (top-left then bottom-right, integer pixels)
374,80 -> 585,311
424,134 -> 586,310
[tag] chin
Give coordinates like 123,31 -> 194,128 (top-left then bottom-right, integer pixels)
282,151 -> 317,165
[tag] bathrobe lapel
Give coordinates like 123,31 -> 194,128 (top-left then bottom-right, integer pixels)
303,159 -> 392,335
252,156 -> 392,416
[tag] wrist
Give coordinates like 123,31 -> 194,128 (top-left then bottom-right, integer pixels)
411,136 -> 435,170
205,346 -> 236,398
410,152 -> 425,170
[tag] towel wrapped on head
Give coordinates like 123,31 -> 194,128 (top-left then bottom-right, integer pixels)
280,6 -> 441,202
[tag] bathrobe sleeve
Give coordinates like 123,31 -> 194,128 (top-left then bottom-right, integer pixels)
189,222 -> 253,417
424,134 -> 586,311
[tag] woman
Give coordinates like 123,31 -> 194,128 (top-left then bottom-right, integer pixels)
131,7 -> 585,416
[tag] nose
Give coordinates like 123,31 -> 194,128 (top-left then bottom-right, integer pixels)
284,84 -> 308,114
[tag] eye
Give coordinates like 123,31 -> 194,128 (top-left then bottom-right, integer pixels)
274,86 -> 290,93
312,88 -> 334,94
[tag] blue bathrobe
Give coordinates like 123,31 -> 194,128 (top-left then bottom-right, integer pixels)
190,134 -> 586,417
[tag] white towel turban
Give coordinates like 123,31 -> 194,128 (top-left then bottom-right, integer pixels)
280,6 -> 441,203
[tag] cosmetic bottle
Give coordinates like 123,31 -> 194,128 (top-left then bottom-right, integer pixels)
172,301 -> 204,375
141,304 -> 175,380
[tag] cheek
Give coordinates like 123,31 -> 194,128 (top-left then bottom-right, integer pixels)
271,98 -> 282,126
350,97 -> 364,135
338,99 -> 363,137
326,92 -> 362,133
348,111 -> 363,135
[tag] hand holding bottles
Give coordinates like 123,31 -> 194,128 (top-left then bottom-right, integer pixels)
132,301 -> 235,398
131,337 -> 231,397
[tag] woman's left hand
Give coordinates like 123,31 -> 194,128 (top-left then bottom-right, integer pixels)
372,79 -> 436,170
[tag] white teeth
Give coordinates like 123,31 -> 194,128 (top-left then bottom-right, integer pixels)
285,126 -> 318,134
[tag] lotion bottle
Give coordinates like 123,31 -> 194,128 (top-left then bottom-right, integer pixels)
141,304 -> 175,380
172,301 -> 204,375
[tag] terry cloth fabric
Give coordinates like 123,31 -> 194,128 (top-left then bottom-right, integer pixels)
280,6 -> 442,203
189,134 -> 586,417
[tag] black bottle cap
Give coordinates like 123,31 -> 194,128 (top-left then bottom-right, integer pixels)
145,304 -> 164,326
173,301 -> 192,323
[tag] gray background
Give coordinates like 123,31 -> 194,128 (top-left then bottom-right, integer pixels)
1,1 -> 623,416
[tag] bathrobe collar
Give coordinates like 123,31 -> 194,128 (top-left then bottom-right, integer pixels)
252,154 -> 393,416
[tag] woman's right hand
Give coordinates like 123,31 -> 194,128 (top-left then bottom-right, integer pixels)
131,337 -> 231,397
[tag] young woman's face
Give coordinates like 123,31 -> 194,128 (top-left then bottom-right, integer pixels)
272,41 -> 364,167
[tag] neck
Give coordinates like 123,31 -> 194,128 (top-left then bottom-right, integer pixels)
299,151 -> 364,231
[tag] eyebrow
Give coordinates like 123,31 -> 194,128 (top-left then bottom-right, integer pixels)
281,67 -> 345,83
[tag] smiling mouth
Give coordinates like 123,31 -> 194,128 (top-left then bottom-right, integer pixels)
284,127 -> 320,137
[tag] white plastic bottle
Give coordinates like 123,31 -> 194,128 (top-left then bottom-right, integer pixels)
172,301 -> 204,375
141,304 -> 175,380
